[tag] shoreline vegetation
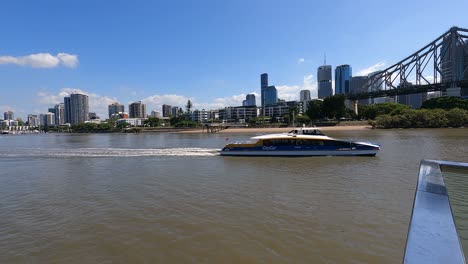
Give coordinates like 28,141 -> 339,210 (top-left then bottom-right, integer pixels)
37,96 -> 467,134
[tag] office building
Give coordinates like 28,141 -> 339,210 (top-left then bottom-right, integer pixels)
4,111 -> 13,120
162,104 -> 172,117
64,96 -> 72,124
441,35 -> 468,83
350,76 -> 369,95
54,103 -> 65,125
264,86 -> 278,106
129,101 -> 146,118
261,73 -> 268,106
335,65 -> 352,94
108,102 -> 125,118
242,94 -> 256,106
69,93 -> 89,124
318,65 -> 333,99
300,90 -> 311,101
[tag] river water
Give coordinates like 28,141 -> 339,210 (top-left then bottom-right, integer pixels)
0,129 -> 466,263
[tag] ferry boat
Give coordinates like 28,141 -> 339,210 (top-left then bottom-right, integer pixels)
220,128 -> 380,156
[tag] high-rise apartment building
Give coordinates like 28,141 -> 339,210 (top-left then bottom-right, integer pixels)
129,101 -> 146,118
300,90 -> 311,101
162,104 -> 172,117
171,106 -> 180,117
54,103 -> 65,125
27,114 -> 39,127
318,65 -> 333,99
64,96 -> 72,124
108,102 -> 125,118
3,111 -> 14,120
40,112 -> 55,126
69,93 -> 89,124
335,65 -> 352,94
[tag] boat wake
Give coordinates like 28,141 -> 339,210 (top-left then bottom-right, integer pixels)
0,147 -> 221,158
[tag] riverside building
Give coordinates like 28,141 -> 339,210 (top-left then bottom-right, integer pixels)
108,102 -> 125,118
129,101 -> 146,118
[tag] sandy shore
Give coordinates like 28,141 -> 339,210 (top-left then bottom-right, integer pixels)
176,125 -> 372,134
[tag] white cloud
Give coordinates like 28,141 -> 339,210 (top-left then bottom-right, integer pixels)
276,74 -> 318,100
356,62 -> 386,76
57,53 -> 78,68
0,53 -> 78,68
142,94 -> 191,112
36,88 -> 117,118
297,58 -> 305,64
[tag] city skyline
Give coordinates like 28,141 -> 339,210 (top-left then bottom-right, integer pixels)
0,0 -> 467,119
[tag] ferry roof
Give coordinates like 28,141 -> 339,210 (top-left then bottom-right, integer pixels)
251,133 -> 332,140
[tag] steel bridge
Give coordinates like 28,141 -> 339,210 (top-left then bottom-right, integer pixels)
349,26 -> 468,100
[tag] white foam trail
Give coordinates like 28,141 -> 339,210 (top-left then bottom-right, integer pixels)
0,148 -> 220,158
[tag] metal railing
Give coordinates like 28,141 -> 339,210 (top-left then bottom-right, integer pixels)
404,159 -> 468,263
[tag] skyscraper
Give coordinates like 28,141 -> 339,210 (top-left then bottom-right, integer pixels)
54,103 -> 65,125
265,86 -> 278,106
300,90 -> 311,101
335,65 -> 352,94
3,111 -> 14,120
108,102 -> 125,118
64,96 -> 72,124
260,73 -> 268,106
70,93 -> 89,124
242,94 -> 256,106
162,104 -> 172,117
129,101 -> 146,118
318,65 -> 333,99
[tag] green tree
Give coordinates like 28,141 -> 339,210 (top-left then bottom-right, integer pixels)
16,118 -> 24,126
144,117 -> 161,127
296,115 -> 311,126
186,100 -> 193,113
422,96 -> 468,110
306,100 -> 324,121
447,108 -> 468,127
116,121 -> 129,129
322,94 -> 346,119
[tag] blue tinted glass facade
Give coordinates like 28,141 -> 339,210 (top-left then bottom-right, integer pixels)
265,86 -> 277,106
335,65 -> 352,95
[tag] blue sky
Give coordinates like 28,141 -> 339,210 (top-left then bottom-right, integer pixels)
1,0 -> 467,119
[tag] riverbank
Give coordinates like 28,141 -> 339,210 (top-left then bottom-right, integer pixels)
175,125 -> 373,134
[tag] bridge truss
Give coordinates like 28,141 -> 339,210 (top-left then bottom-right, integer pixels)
350,27 -> 468,100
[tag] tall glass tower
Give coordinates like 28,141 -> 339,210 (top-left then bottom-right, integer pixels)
261,73 -> 268,106
317,65 -> 333,99
335,65 -> 352,94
